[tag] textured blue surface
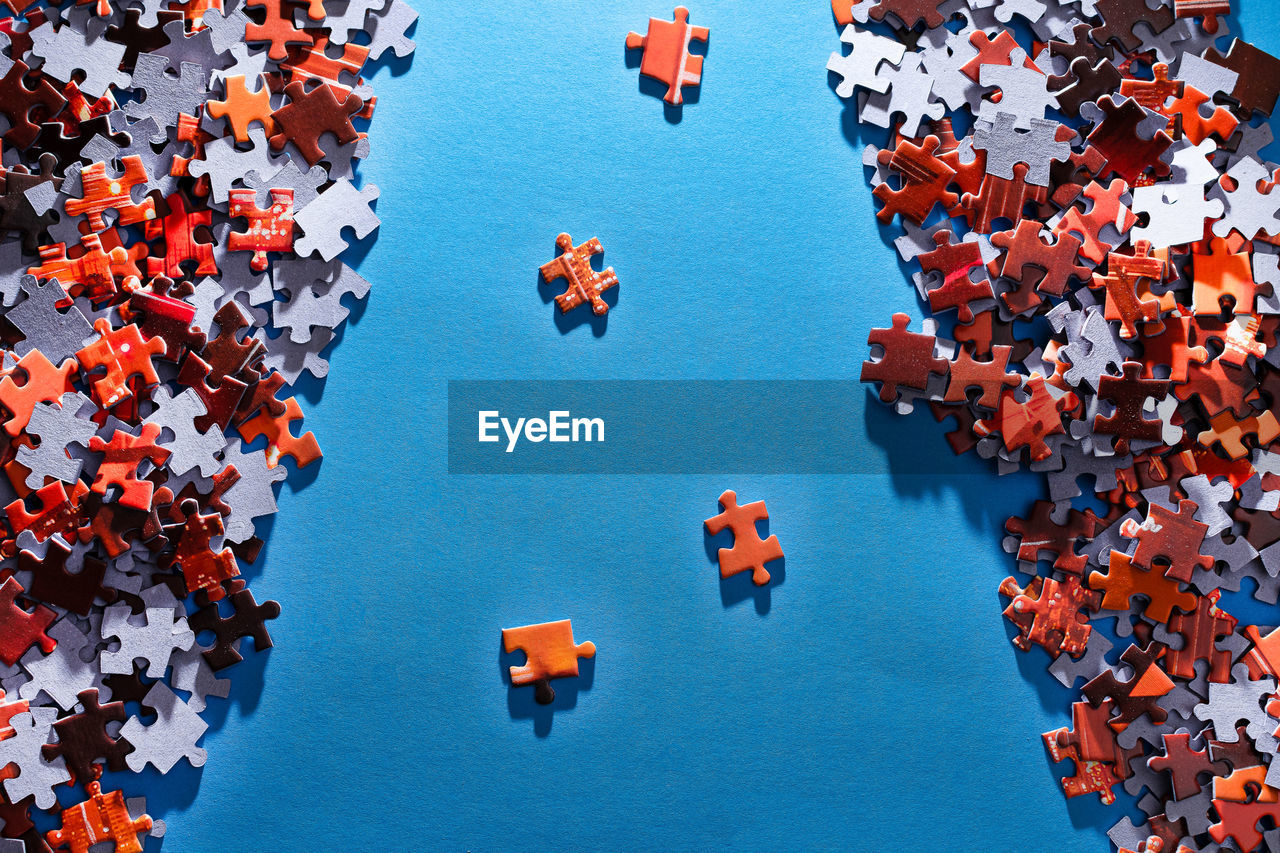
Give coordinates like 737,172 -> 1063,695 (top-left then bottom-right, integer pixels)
138,2 -> 1280,851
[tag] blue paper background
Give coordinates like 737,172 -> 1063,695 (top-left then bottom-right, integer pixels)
130,2 -> 1280,850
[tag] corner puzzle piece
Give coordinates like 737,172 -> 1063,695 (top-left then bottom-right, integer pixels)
0,579 -> 56,667
228,187 -> 294,271
76,319 -> 166,409
861,313 -> 948,404
236,395 -> 320,468
704,489 -> 783,586
88,423 -> 170,510
999,573 -> 1100,658
539,233 -> 618,316
187,587 -> 280,671
502,619 -> 595,705
63,157 -> 157,232
46,778 -> 152,853
625,6 -> 707,106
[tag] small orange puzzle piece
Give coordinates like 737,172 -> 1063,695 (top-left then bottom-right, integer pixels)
626,6 -> 708,106
46,779 -> 152,853
0,349 -> 78,436
502,619 -> 596,705
237,395 -> 321,468
63,157 -> 157,232
76,319 -> 166,408
207,74 -> 275,142
704,489 -> 783,586
539,233 -> 618,316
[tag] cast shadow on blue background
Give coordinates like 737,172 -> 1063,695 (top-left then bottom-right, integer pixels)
500,640 -> 597,738
536,257 -> 619,338
703,519 -> 784,615
624,32 -> 707,125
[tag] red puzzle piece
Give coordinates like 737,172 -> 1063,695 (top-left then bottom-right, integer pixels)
625,6 -> 708,106
228,188 -> 294,272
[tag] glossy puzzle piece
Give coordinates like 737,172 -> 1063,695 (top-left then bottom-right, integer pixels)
539,233 -> 617,316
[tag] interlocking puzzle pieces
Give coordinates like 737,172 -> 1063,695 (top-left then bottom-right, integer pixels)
626,6 -> 708,106
502,619 -> 595,705
704,489 -> 783,586
539,233 -> 618,316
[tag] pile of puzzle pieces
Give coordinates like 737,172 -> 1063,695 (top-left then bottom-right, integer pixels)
0,0 -> 414,846
841,0 -> 1280,850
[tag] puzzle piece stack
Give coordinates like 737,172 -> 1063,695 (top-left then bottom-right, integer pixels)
0,0 -> 414,846
841,1 -> 1280,849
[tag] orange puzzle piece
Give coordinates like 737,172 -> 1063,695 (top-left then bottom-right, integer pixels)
539,233 -> 618,316
0,349 -> 78,436
207,74 -> 275,142
704,489 -> 783,586
502,619 -> 596,705
76,319 -> 166,408
237,395 -> 321,468
626,6 -> 708,106
63,157 -> 157,232
46,779 -> 152,853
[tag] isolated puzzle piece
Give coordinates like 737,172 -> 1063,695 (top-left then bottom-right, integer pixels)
539,233 -> 618,316
704,489 -> 783,586
626,6 -> 708,106
502,619 -> 596,705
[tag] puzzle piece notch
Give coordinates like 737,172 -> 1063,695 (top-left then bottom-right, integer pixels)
502,619 -> 595,705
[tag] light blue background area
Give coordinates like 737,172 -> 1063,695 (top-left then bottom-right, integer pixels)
133,2 -> 1280,851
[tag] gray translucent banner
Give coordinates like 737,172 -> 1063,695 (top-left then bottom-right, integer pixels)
448,380 -> 927,474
